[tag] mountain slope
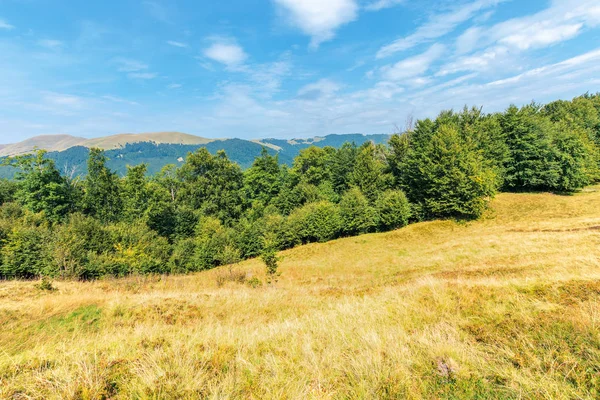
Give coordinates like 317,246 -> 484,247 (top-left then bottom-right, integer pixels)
0,134 -> 86,157
1,188 -> 599,397
81,132 -> 217,150
0,133 -> 390,177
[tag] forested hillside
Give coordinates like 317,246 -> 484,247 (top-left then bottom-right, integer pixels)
0,134 -> 391,178
0,94 -> 599,280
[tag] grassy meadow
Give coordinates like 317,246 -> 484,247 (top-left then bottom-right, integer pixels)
1,187 -> 600,399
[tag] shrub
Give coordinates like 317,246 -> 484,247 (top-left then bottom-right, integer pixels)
169,238 -> 197,273
103,222 -> 172,276
35,276 -> 57,291
49,213 -> 111,280
376,190 -> 412,230
287,201 -> 341,244
193,217 -> 236,270
261,247 -> 280,284
339,188 -> 378,236
1,226 -> 52,279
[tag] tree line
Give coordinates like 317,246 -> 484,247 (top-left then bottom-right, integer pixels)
1,93 -> 599,280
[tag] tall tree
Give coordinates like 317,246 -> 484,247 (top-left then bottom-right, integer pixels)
122,164 -> 150,222
82,148 -> 122,222
244,147 -> 281,203
500,105 -> 560,191
177,148 -> 245,223
403,123 -> 498,219
351,142 -> 391,202
12,150 -> 74,223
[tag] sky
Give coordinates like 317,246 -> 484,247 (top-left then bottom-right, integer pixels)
1,0 -> 600,143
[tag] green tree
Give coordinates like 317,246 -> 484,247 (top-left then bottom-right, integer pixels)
1,225 -> 51,279
550,123 -> 594,192
82,148 -> 122,222
12,150 -> 74,223
376,190 -> 411,231
500,105 -> 560,191
244,147 -> 281,203
292,146 -> 332,186
49,213 -> 112,280
338,188 -> 377,236
351,142 -> 391,202
403,123 -> 498,220
286,201 -> 341,244
178,149 -> 245,223
330,143 -> 358,194
122,164 -> 150,222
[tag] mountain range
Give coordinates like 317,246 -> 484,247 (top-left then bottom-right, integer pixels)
0,132 -> 391,178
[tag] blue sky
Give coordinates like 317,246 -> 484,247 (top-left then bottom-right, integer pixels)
1,0 -> 600,143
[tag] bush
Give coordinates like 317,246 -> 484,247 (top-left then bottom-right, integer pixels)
35,276 -> 57,291
49,213 -> 111,280
339,188 -> 378,236
261,247 -> 280,284
169,238 -> 197,273
103,222 -> 172,276
287,201 -> 341,244
193,217 -> 235,270
376,190 -> 412,230
1,226 -> 51,279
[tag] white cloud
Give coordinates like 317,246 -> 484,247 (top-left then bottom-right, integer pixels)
204,41 -> 247,67
297,79 -> 341,100
455,27 -> 482,54
437,46 -> 508,76
167,83 -> 183,89
127,72 -> 157,79
486,48 -> 600,87
273,0 -> 358,48
364,0 -> 404,11
352,81 -> 404,101
42,92 -> 85,108
377,0 -> 504,58
466,0 -> 600,54
499,23 -> 583,50
0,19 -> 14,30
439,0 -> 600,76
114,58 -> 149,72
102,95 -> 139,106
38,39 -> 64,49
244,59 -> 292,96
167,40 -> 188,48
381,43 -> 445,80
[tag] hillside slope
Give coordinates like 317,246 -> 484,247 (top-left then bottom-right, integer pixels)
2,188 -> 599,398
81,131 -> 217,150
0,134 -> 390,177
0,134 -> 86,156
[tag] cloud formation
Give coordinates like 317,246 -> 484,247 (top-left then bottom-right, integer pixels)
381,44 -> 445,80
167,40 -> 188,48
273,0 -> 358,48
377,0 -> 504,58
0,19 -> 14,30
204,40 -> 247,67
364,0 -> 404,11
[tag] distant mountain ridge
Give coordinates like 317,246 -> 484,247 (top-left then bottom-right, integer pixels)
0,132 -> 391,178
0,132 -> 217,157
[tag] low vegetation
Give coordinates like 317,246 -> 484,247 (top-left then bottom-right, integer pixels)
1,94 -> 599,280
1,188 -> 599,398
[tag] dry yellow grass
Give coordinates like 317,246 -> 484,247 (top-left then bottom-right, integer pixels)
1,188 -> 600,399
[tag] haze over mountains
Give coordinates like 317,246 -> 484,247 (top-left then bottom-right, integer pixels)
0,132 -> 391,177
